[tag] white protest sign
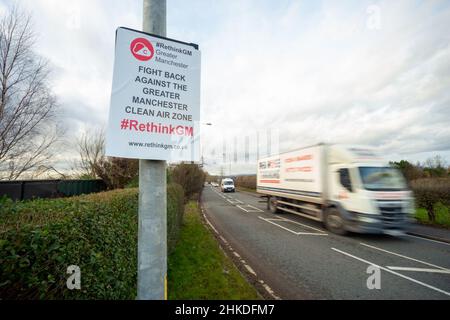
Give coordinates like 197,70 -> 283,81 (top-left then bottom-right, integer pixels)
105,27 -> 201,161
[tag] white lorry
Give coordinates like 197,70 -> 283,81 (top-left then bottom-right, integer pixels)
257,143 -> 414,235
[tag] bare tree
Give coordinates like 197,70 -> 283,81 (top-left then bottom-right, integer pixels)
31,164 -> 68,180
76,129 -> 105,178
0,7 -> 60,180
94,156 -> 139,189
425,155 -> 447,170
75,129 -> 138,188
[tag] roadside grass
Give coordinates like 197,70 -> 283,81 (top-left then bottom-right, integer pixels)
167,201 -> 260,300
415,202 -> 450,228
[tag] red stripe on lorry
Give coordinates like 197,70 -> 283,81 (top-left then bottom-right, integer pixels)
259,179 -> 280,183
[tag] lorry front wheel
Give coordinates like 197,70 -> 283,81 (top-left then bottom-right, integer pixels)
268,197 -> 280,214
325,208 -> 347,235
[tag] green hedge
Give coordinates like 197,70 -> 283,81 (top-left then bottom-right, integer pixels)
235,175 -> 256,190
411,178 -> 450,222
167,183 -> 184,254
170,163 -> 205,201
0,184 -> 184,299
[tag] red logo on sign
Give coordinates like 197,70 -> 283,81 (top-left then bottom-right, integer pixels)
130,38 -> 154,61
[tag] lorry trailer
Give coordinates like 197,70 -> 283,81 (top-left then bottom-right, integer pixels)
257,143 -> 414,235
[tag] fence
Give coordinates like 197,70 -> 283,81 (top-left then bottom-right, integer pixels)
0,179 -> 107,201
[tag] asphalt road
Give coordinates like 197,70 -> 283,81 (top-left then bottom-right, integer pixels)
201,186 -> 450,300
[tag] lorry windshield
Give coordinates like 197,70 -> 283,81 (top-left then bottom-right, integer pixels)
224,181 -> 234,185
358,167 -> 407,191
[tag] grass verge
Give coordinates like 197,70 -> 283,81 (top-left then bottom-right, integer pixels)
415,203 -> 450,228
167,201 -> 260,300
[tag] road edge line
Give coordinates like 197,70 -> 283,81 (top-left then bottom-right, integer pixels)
199,201 -> 282,300
406,232 -> 450,245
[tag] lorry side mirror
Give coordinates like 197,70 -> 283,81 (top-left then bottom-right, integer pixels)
339,168 -> 353,192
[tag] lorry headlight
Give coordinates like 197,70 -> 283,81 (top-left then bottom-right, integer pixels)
358,216 -> 379,223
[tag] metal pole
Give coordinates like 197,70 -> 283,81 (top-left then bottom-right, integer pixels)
138,0 -> 167,300
143,0 -> 166,36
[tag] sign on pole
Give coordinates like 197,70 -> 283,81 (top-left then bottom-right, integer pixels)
106,27 -> 201,161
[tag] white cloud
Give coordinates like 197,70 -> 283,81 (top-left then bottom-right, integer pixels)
2,0 -> 449,175
197,0 -> 450,174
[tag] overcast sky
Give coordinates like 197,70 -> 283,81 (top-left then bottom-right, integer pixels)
1,0 -> 450,175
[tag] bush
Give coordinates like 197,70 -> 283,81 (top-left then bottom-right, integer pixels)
415,204 -> 450,228
0,189 -> 138,299
234,175 -> 256,190
411,178 -> 450,222
390,160 -> 425,182
94,158 -> 139,189
0,184 -> 185,299
167,183 -> 184,254
171,163 -> 205,201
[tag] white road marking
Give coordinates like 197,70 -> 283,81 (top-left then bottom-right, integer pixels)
203,206 -> 282,300
258,216 -> 328,236
279,216 -> 327,233
406,234 -> 450,246
246,205 -> 264,212
203,216 -> 219,234
360,242 -> 449,271
212,188 -> 264,212
212,190 -> 229,200
259,216 -> 299,235
386,266 -> 450,274
262,284 -> 281,300
296,233 -> 329,236
237,205 -> 264,213
237,205 -> 250,213
227,199 -> 244,204
219,235 -> 228,244
331,247 -> 450,297
244,264 -> 257,276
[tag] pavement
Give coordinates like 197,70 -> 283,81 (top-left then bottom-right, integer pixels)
202,186 -> 450,300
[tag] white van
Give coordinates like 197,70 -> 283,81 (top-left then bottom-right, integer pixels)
221,178 -> 235,193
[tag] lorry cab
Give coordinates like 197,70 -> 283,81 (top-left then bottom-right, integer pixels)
327,146 -> 414,235
221,178 -> 235,193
